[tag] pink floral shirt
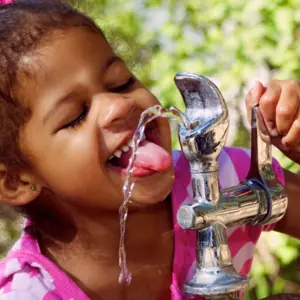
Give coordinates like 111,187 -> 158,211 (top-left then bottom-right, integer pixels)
0,147 -> 284,299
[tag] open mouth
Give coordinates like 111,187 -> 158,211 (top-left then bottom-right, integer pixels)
107,122 -> 172,177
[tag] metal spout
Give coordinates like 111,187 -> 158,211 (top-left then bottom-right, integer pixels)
175,72 -> 229,175
174,72 -> 228,132
175,73 -> 230,206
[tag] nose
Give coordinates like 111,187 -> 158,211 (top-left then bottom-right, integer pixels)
97,94 -> 139,129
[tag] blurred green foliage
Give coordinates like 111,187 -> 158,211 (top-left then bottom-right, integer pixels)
1,0 -> 300,299
76,0 -> 300,298
80,0 -> 300,164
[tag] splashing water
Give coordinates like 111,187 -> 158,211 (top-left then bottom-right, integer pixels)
118,105 -> 189,285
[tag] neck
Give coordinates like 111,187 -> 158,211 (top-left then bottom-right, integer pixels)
31,197 -> 174,300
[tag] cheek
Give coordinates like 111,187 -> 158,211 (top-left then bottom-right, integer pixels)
135,85 -> 161,108
134,88 -> 172,146
21,125 -> 104,192
159,118 -> 172,152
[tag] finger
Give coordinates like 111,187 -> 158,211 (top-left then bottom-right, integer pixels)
282,109 -> 300,149
259,81 -> 282,137
276,83 -> 300,136
245,81 -> 265,123
272,136 -> 300,160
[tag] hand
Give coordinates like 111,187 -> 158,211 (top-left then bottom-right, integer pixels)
246,80 -> 300,164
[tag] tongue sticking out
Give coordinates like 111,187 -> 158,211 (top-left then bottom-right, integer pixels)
118,140 -> 172,172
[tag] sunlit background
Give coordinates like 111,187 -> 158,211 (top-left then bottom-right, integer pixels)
1,0 -> 300,299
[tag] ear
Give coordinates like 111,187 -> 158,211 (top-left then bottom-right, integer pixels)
0,164 -> 42,206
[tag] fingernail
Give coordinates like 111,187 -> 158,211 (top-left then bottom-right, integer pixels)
270,128 -> 279,137
251,81 -> 261,100
266,122 -> 278,137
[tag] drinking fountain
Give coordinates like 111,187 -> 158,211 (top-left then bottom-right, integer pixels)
175,72 -> 288,299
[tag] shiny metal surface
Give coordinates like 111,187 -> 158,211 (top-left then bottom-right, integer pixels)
177,181 -> 268,230
246,107 -> 288,225
175,72 -> 248,296
175,73 -> 229,204
175,72 -> 288,299
184,224 -> 248,296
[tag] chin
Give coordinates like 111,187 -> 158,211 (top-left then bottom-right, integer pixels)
128,169 -> 174,207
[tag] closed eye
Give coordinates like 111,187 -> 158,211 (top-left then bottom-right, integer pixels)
61,105 -> 89,130
109,76 -> 136,93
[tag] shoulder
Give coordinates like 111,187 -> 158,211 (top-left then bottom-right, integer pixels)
172,146 -> 250,170
0,254 -> 58,299
172,149 -> 188,171
172,147 -> 251,188
172,147 -> 284,188
219,146 -> 250,188
220,146 -> 285,186
0,222 -> 89,300
0,223 -> 59,299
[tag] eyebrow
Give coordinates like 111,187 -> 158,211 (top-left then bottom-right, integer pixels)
42,56 -> 122,125
103,56 -> 122,72
42,92 -> 78,125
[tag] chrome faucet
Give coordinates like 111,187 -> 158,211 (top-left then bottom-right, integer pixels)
175,72 -> 288,298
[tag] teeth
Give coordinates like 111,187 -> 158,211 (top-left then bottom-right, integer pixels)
127,139 -> 133,147
109,134 -> 146,161
114,150 -> 122,158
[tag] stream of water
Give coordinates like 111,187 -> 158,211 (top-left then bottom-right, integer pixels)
118,105 -> 189,285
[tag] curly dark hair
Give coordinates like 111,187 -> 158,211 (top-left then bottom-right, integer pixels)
0,0 -> 104,170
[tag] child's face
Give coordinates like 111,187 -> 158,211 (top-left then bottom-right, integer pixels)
18,28 -> 174,210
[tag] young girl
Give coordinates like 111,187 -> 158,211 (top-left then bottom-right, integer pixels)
0,0 -> 299,299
